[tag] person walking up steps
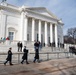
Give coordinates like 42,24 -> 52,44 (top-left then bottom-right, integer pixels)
4,47 -> 13,66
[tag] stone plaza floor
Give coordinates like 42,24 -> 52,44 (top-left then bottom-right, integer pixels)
0,58 -> 76,75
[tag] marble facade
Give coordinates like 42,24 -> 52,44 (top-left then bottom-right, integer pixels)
0,2 -> 64,47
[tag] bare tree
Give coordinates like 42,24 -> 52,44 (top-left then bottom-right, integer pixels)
64,27 -> 76,44
67,27 -> 76,39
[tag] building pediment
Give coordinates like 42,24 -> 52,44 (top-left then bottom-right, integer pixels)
26,7 -> 59,20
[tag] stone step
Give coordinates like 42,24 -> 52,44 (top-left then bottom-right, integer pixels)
0,44 -> 69,53
41,47 -> 67,52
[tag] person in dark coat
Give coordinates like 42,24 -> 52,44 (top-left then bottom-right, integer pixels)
33,41 -> 40,63
4,47 -> 13,66
20,42 -> 23,52
17,41 -> 20,52
21,46 -> 29,64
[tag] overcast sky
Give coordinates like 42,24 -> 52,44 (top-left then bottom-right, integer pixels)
0,0 -> 76,35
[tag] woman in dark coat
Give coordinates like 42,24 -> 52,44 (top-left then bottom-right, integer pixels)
4,47 -> 13,65
21,46 -> 29,64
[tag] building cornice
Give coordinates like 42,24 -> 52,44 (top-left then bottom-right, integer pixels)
0,4 -> 20,12
57,20 -> 64,25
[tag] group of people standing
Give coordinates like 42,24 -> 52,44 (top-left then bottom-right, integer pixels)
4,41 -> 41,66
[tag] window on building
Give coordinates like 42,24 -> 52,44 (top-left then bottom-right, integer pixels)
9,32 -> 14,40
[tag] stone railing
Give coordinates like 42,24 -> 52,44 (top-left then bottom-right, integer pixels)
0,52 -> 74,64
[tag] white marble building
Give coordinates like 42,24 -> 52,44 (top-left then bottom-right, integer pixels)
0,2 -> 64,47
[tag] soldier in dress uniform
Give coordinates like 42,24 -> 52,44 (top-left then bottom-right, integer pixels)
21,46 -> 29,64
33,41 -> 40,63
4,47 -> 13,66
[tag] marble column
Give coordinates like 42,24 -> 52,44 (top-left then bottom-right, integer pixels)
6,26 -> 8,38
38,20 -> 41,42
20,11 -> 24,41
44,21 -> 48,45
61,25 -> 64,44
50,23 -> 53,44
32,18 -> 35,41
24,15 -> 28,41
20,12 -> 28,46
55,24 -> 58,47
1,14 -> 7,38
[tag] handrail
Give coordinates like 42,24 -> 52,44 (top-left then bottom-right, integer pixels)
30,52 -> 73,60
30,51 -> 71,54
0,51 -> 73,54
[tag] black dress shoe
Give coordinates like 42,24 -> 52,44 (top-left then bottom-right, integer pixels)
21,62 -> 23,64
10,64 -> 13,66
33,61 -> 35,63
26,62 -> 29,64
4,63 -> 6,66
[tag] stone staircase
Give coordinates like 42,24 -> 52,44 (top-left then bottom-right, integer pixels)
39,47 -> 74,60
0,44 -> 17,52
0,44 -> 76,63
0,44 -> 75,58
0,44 -> 71,53
0,45 -> 34,53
